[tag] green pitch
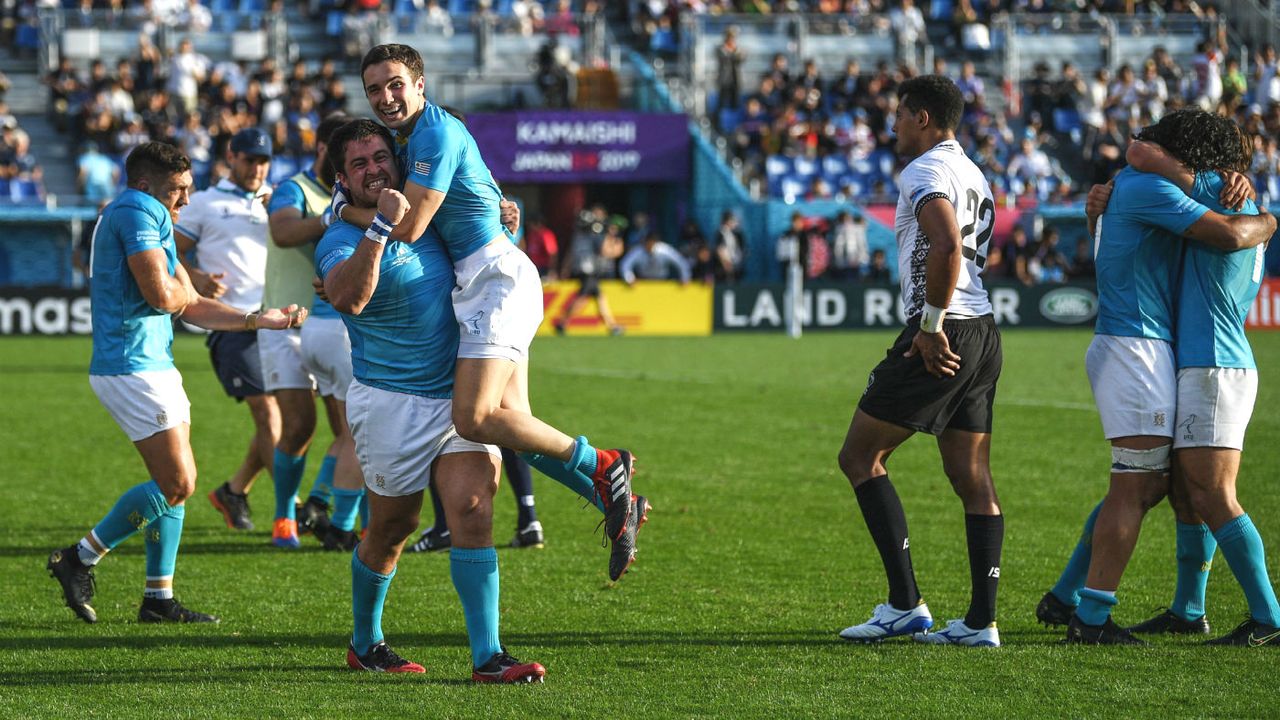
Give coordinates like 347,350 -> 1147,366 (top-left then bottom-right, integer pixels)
1,330 -> 1276,718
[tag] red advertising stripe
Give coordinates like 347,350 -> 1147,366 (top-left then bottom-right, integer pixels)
1247,278 -> 1280,329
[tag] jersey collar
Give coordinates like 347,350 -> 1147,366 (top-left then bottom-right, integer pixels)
214,177 -> 270,200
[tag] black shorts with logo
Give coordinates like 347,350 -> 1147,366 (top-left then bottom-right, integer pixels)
206,329 -> 265,400
857,314 -> 1002,435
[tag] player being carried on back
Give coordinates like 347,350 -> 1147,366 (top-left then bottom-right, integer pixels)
336,44 -> 647,580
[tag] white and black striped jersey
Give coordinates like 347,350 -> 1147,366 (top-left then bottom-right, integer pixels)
893,139 -> 995,320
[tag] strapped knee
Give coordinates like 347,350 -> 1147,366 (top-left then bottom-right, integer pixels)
1111,444 -> 1171,474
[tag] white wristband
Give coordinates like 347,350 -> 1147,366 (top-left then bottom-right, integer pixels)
363,212 -> 393,246
920,302 -> 946,334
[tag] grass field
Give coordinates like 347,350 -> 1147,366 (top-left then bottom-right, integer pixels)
2,329 -> 1278,718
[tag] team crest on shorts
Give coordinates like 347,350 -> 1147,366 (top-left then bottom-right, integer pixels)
863,372 -> 876,396
156,411 -> 168,426
375,473 -> 386,489
1179,414 -> 1197,441
1153,412 -> 1166,428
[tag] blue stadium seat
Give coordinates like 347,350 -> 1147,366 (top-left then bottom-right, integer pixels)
270,156 -> 300,184
0,178 -> 10,201
239,0 -> 265,12
326,10 -> 344,36
11,179 -> 42,203
822,154 -> 849,178
780,176 -> 807,201
1052,109 -> 1083,144
449,0 -> 474,14
718,107 -> 743,134
792,156 -> 817,178
16,23 -> 39,50
929,0 -> 954,21
765,155 -> 793,181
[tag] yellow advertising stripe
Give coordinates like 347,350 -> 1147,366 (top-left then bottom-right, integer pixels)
538,280 -> 713,337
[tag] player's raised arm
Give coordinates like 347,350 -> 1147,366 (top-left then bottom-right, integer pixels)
324,188 -> 410,314
1126,140 -> 1195,193
1183,209 -> 1276,250
128,248 -> 198,315
269,204 -> 327,248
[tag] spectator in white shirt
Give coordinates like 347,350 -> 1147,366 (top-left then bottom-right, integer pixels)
831,211 -> 869,281
620,232 -> 693,284
178,0 -> 211,32
166,37 -> 208,115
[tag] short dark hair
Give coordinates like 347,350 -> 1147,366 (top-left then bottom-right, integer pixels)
125,141 -> 191,187
1133,109 -> 1250,173
317,112 -> 351,148
327,119 -> 396,179
897,75 -> 964,133
360,44 -> 424,83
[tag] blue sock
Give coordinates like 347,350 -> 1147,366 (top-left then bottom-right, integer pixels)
143,504 -> 184,599
1171,522 -> 1215,621
1077,587 -> 1118,626
331,488 -> 363,532
523,452 -> 605,513
351,552 -> 395,656
308,455 -> 336,504
273,449 -> 307,520
449,546 -> 503,669
1214,514 -> 1280,627
1050,500 -> 1103,606
81,480 -> 171,563
568,436 -> 599,477
358,492 -> 369,530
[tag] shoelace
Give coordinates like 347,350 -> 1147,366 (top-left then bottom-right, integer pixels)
370,643 -> 409,667
75,568 -> 96,601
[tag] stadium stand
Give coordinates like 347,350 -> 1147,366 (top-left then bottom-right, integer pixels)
0,0 -> 1278,289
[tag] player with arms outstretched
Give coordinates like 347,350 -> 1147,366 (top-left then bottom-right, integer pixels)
836,75 -> 1005,647
47,142 -> 304,624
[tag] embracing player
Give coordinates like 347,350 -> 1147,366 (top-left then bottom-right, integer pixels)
1039,110 -> 1280,644
319,119 -> 545,681
836,75 -> 1005,647
338,44 -> 646,580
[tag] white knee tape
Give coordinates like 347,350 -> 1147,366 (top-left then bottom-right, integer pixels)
1111,444 -> 1171,474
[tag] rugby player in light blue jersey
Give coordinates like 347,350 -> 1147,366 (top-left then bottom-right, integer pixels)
1117,137 -> 1280,646
340,44 -> 647,582
1032,110 -> 1277,644
46,142 -> 305,624
318,119 -> 546,682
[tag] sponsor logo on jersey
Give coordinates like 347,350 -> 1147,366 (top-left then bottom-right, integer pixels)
1038,287 -> 1098,324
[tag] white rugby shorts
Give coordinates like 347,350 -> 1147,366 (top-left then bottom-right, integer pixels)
1085,334 -> 1176,440
345,380 -> 499,497
89,369 -> 191,442
300,317 -> 353,401
258,327 -> 316,392
452,239 -> 544,363
1173,367 -> 1258,450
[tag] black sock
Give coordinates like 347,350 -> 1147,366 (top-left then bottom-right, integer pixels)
502,448 -> 538,528
964,513 -> 1004,629
854,475 -> 920,610
429,478 -> 448,534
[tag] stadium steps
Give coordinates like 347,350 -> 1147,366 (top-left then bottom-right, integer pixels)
0,56 -> 45,115
18,113 -> 80,204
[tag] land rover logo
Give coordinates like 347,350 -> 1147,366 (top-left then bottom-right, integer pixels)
1039,287 -> 1098,324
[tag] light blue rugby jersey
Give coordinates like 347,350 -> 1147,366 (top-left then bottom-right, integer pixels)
88,188 -> 178,375
1175,172 -> 1266,370
1094,167 -> 1211,341
397,103 -> 507,262
315,221 -> 457,398
268,171 -> 338,319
